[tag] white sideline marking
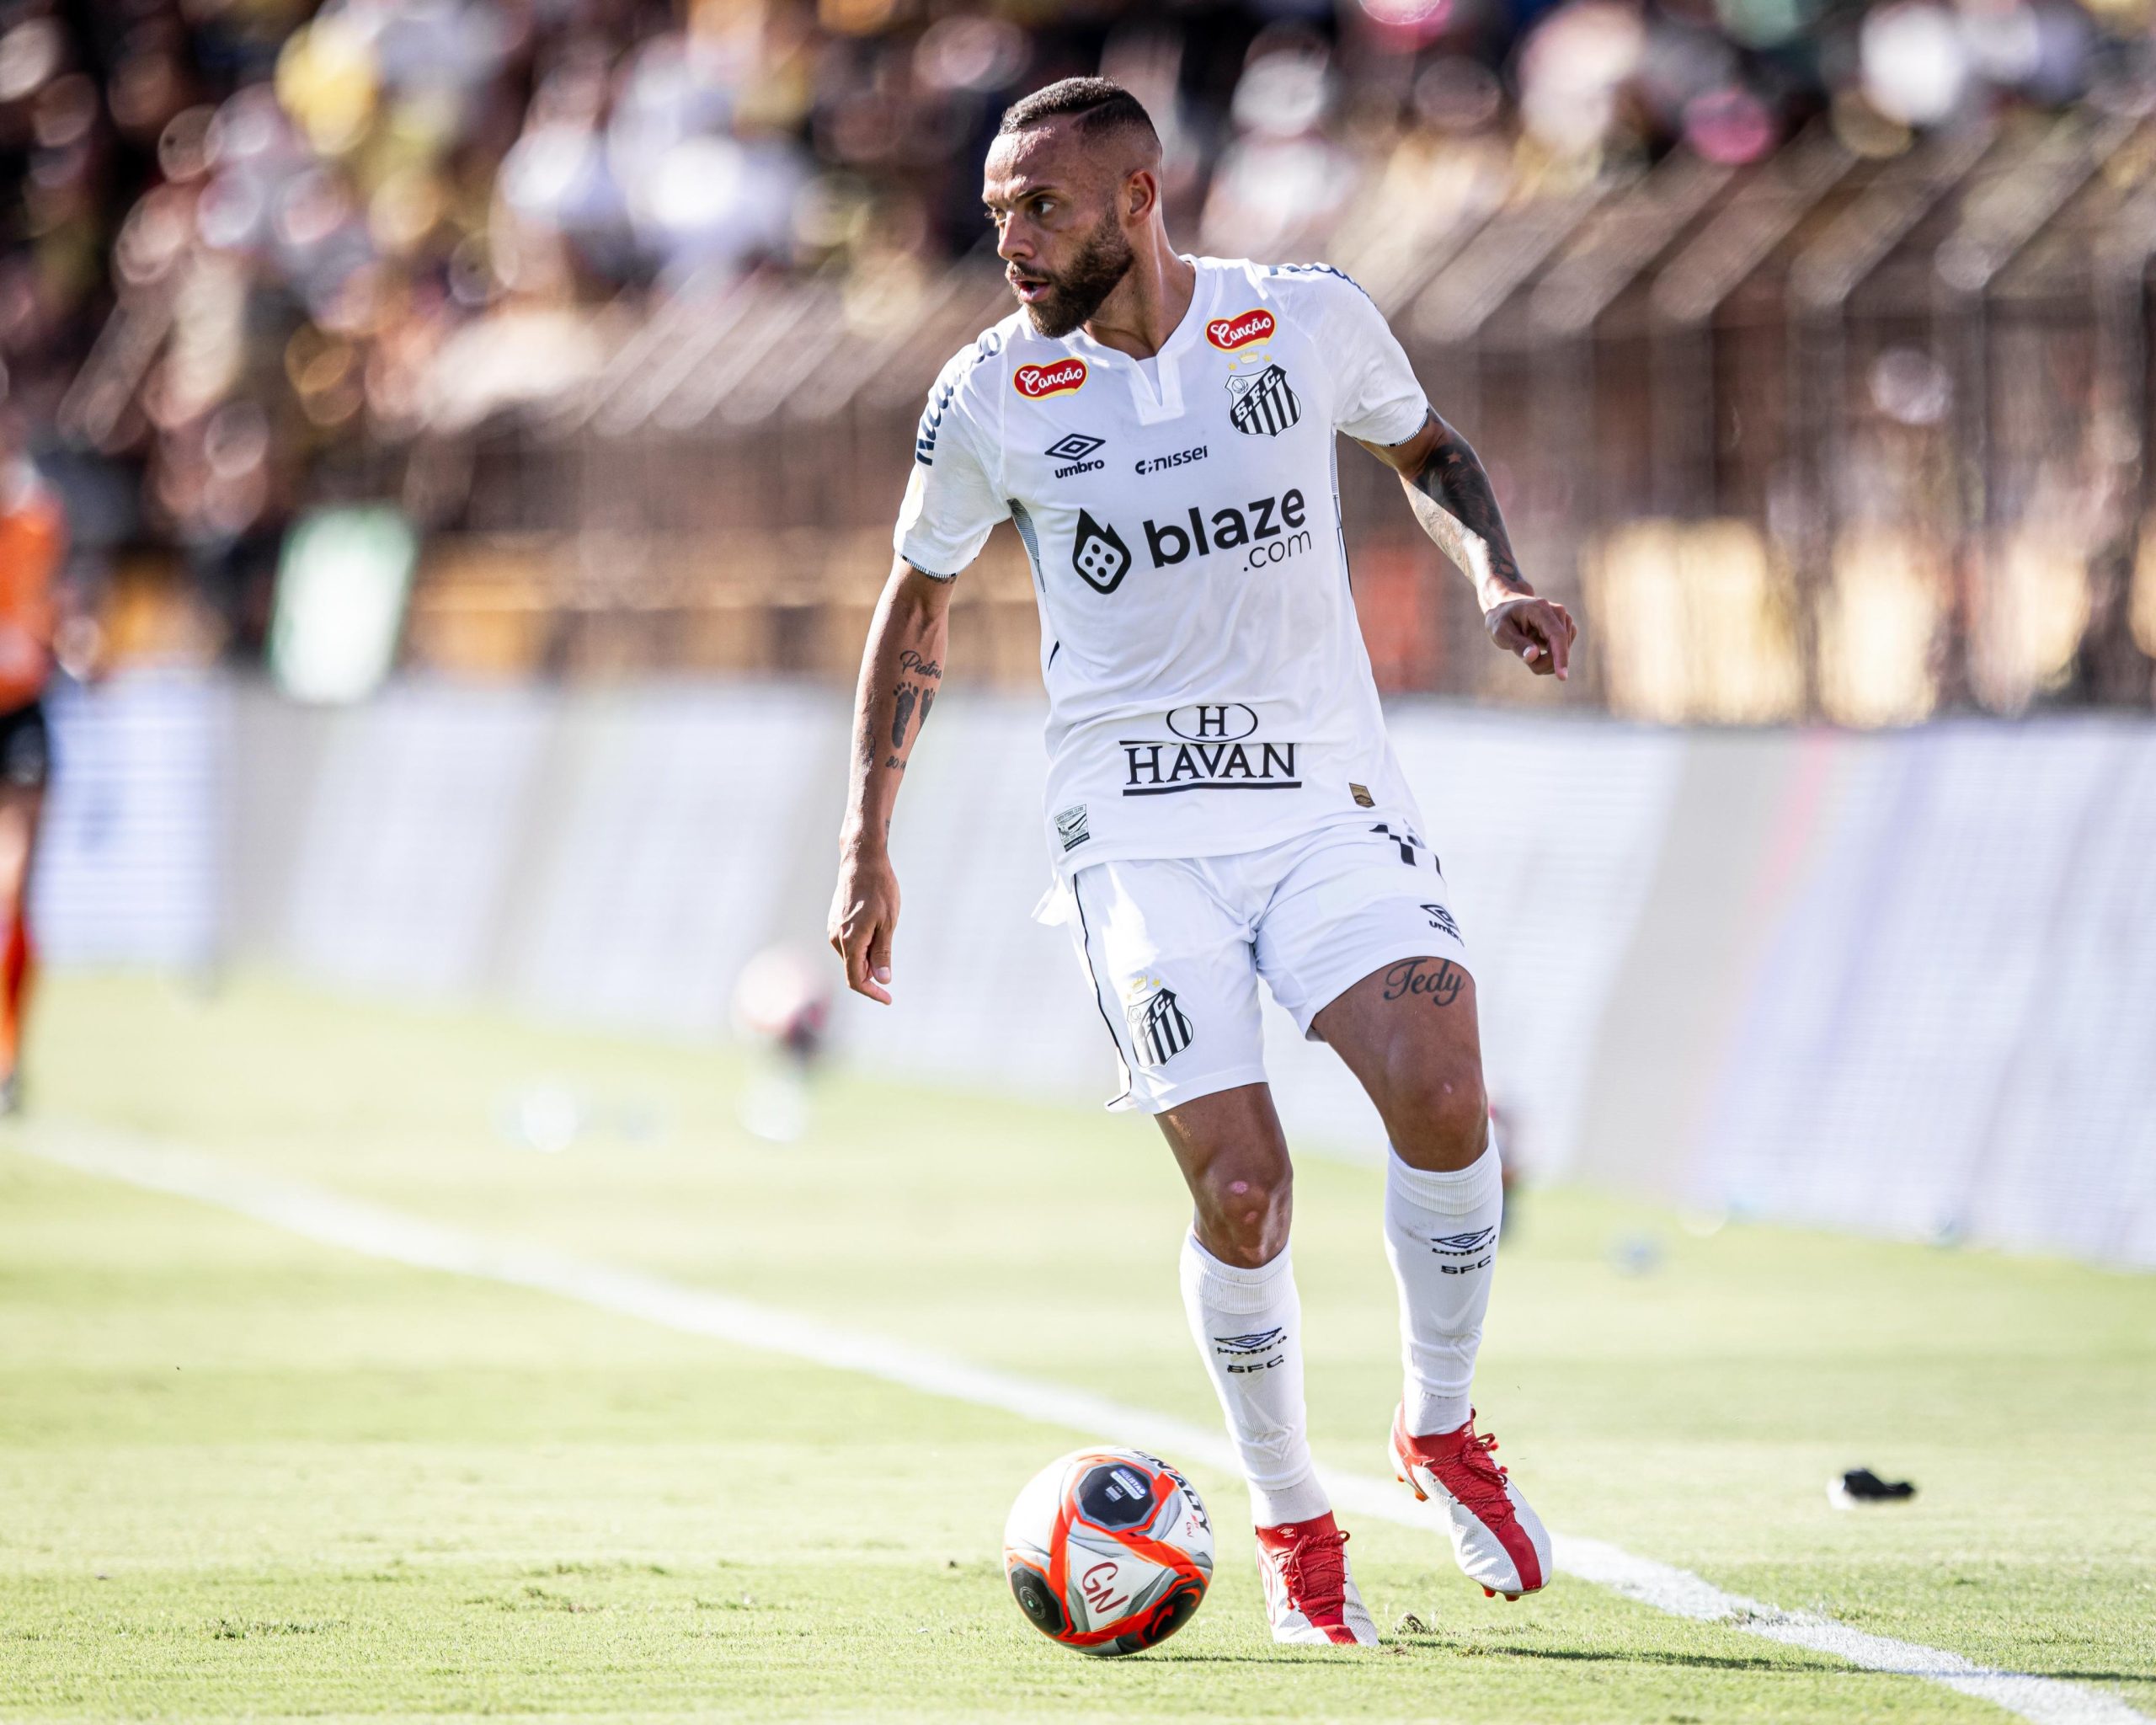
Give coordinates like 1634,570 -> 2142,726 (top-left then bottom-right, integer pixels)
14,1120 -> 2148,1725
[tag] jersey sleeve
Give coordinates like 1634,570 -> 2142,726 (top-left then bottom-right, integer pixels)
894,343 -> 1008,580
1317,275 -> 1431,448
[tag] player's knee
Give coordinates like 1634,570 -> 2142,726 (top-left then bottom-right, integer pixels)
1193,1164 -> 1293,1268
1386,1061 -> 1489,1171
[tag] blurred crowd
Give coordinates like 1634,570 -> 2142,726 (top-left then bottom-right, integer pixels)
2,0 -> 2152,659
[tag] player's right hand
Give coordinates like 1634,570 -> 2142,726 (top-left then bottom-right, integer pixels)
829,846 -> 900,1006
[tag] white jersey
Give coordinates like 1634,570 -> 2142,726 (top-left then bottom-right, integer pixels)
895,255 -> 1433,872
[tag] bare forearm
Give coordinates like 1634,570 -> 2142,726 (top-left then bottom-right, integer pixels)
841,563 -> 950,854
1401,418 -> 1532,610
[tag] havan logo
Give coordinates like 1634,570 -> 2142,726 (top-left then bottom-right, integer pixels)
1119,706 -> 1300,797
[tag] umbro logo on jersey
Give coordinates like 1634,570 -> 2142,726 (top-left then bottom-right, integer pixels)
1125,980 -> 1193,1068
1422,902 -> 1461,941
1044,432 -> 1106,478
1015,358 -> 1087,399
1206,308 -> 1276,350
1227,363 -> 1301,436
1072,509 -> 1132,594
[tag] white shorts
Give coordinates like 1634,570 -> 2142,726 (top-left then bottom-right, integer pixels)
1054,814 -> 1470,1114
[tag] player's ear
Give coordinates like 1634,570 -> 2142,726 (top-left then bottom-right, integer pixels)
1124,167 -> 1158,224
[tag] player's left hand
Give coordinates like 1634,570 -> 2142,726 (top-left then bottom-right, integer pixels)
1484,595 -> 1576,680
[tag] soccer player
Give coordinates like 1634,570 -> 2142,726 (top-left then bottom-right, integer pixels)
0,371 -> 61,1114
828,79 -> 1576,1647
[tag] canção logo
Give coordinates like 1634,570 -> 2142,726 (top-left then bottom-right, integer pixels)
1206,309 -> 1275,351
1015,359 -> 1087,398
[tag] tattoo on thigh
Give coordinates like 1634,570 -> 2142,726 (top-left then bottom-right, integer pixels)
1383,957 -> 1464,1007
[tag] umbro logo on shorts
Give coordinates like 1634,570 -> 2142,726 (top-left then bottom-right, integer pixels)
1422,902 -> 1461,941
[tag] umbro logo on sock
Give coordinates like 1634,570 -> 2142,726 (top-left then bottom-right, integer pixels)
1429,1228 -> 1495,1255
1214,1327 -> 1287,1373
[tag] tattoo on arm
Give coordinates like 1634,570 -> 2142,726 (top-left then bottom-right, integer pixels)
885,648 -> 945,758
1405,420 -> 1528,598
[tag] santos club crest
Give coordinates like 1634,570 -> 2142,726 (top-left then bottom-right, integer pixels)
1227,363 -> 1300,437
1125,976 -> 1194,1069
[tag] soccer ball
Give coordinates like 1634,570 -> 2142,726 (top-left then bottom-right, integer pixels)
1002,1448 -> 1214,1656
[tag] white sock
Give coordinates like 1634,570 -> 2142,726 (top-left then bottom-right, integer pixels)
1178,1232 -> 1331,1528
1385,1141 -> 1504,1438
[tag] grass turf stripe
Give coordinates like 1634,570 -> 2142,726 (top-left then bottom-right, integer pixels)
14,1116 -> 2148,1725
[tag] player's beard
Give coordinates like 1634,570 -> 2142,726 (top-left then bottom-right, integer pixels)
1017,211 -> 1134,339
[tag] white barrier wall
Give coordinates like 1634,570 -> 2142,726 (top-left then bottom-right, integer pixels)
33,674 -> 2156,1268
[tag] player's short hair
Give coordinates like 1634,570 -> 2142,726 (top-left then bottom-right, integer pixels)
997,77 -> 1160,159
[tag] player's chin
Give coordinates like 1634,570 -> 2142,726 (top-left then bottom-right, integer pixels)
1022,296 -> 1083,340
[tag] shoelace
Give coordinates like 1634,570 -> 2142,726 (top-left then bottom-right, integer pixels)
1431,1428 -> 1516,1520
1279,1529 -> 1352,1619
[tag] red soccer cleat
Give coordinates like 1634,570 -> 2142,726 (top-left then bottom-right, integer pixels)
1391,1407 -> 1552,1601
1253,1511 -> 1380,1646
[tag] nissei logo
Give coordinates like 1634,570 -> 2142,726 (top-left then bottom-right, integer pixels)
1134,446 -> 1206,476
1207,308 -> 1276,351
1142,489 -> 1310,570
1015,359 -> 1086,398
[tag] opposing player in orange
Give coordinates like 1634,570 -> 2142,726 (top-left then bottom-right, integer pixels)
0,371 -> 64,1112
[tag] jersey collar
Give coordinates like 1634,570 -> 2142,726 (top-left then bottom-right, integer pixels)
1067,256 -> 1214,426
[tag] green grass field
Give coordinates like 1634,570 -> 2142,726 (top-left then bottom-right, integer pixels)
3,973 -> 2152,1723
